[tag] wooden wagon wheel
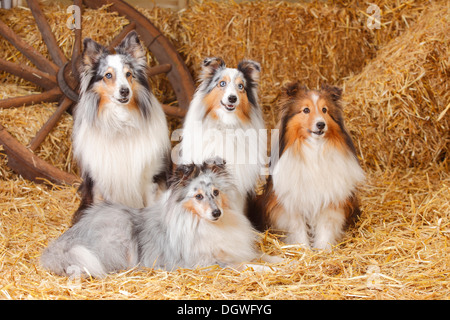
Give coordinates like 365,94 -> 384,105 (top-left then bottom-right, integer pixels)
0,0 -> 194,186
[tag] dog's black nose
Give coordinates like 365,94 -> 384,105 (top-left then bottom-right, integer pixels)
316,122 -> 326,130
120,87 -> 130,97
228,95 -> 237,103
212,209 -> 222,219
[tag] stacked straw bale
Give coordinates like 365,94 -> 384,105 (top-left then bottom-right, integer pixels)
148,0 -> 435,109
140,0 -> 449,171
343,3 -> 449,170
0,0 -> 448,300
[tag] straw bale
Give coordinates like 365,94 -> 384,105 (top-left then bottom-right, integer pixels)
139,0 -> 435,125
138,0 -> 446,170
343,3 -> 449,170
2,0 -> 445,171
0,0 -> 449,300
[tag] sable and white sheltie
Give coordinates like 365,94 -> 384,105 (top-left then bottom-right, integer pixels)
72,31 -> 170,223
254,83 -> 365,250
40,160 -> 259,277
178,57 -> 266,202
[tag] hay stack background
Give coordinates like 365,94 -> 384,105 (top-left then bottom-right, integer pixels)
343,4 -> 449,170
0,0 -> 448,299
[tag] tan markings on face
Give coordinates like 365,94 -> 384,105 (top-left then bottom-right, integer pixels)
285,91 -> 346,153
128,75 -> 142,112
316,95 -> 348,154
219,75 -> 231,88
124,67 -> 132,82
202,85 -> 222,120
93,67 -> 116,114
121,66 -> 140,112
284,96 -> 316,153
203,75 -> 230,119
94,66 -> 139,113
183,198 -> 198,216
234,76 -> 251,123
103,67 -> 116,87
217,191 -> 228,211
183,189 -> 210,219
203,75 -> 231,120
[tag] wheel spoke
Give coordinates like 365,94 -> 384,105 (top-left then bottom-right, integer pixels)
0,87 -> 62,109
162,104 -> 186,118
0,58 -> 56,90
29,97 -> 72,152
0,19 -> 59,76
0,123 -> 79,185
148,63 -> 171,77
71,0 -> 83,79
26,0 -> 68,67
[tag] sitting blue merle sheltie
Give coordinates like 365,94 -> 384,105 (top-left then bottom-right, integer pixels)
71,31 -> 170,223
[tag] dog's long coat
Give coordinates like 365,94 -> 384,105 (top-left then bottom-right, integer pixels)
179,58 -> 267,198
72,31 -> 170,223
41,161 -> 259,277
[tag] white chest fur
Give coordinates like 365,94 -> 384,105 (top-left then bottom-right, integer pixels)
272,141 -> 364,217
180,99 -> 266,195
73,99 -> 169,208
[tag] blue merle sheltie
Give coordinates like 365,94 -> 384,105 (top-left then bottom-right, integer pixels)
71,31 -> 170,223
178,57 -> 267,211
253,83 -> 365,250
40,159 -> 262,277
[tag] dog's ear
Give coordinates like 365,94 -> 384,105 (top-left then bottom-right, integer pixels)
321,83 -> 343,102
200,57 -> 226,81
282,81 -> 308,98
201,157 -> 227,174
202,57 -> 226,70
238,60 -> 261,84
238,60 -> 261,107
278,82 -> 308,119
168,163 -> 196,187
115,31 -> 146,62
81,38 -> 107,68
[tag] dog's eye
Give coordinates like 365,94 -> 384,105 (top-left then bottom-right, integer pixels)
322,107 -> 327,114
219,81 -> 227,87
195,194 -> 204,200
104,73 -> 112,79
213,189 -> 219,197
303,107 -> 310,114
237,83 -> 244,90
126,72 -> 132,78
